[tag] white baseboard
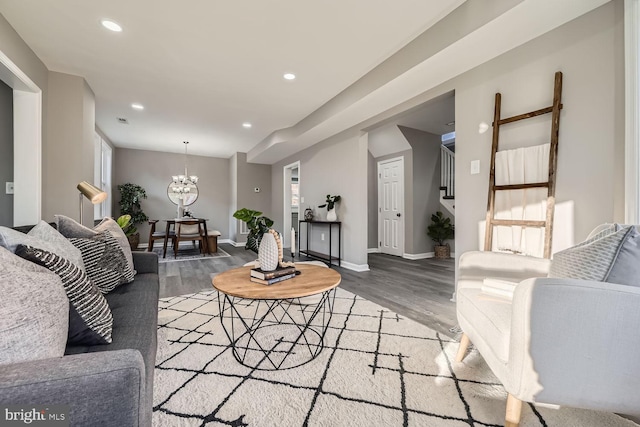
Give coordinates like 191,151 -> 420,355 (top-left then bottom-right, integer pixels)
403,252 -> 456,260
228,240 -> 245,247
367,248 -> 380,253
340,261 -> 370,272
403,252 -> 434,260
218,239 -> 232,245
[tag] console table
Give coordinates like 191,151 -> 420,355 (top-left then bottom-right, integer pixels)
298,220 -> 341,267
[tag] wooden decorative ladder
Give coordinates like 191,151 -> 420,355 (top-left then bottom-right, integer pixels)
484,71 -> 563,259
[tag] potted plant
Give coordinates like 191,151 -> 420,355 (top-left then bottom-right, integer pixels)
233,208 -> 274,253
117,183 -> 149,250
318,195 -> 341,221
427,211 -> 454,259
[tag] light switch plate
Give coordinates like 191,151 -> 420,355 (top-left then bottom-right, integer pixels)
5,182 -> 14,194
301,196 -> 305,203
470,160 -> 480,175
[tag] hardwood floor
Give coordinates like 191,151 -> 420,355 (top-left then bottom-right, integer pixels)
158,244 -> 457,337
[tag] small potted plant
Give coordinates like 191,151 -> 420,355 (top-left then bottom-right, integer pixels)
427,211 -> 454,259
318,195 -> 341,221
117,183 -> 149,250
233,208 -> 274,253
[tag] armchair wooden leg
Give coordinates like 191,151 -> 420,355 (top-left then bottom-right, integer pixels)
505,394 -> 523,427
455,333 -> 471,362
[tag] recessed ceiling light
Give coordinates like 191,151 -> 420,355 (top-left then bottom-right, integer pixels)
242,122 -> 252,128
283,73 -> 296,80
101,20 -> 122,32
131,103 -> 144,110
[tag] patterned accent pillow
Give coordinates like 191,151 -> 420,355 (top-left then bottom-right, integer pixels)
549,226 -> 634,281
15,245 -> 113,345
55,215 -> 135,276
69,232 -> 135,293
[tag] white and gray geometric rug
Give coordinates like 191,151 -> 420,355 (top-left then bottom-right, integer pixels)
154,289 -> 635,427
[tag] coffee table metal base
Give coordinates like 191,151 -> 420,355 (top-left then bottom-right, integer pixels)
217,289 -> 336,371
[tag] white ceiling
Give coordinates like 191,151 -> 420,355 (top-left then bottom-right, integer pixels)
393,92 -> 455,136
0,0 -> 464,158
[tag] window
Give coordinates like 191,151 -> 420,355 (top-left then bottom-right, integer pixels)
94,132 -> 112,219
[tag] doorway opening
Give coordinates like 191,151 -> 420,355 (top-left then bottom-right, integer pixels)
283,161 -> 300,250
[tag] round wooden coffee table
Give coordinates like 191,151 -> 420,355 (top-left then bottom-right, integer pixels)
212,264 -> 341,370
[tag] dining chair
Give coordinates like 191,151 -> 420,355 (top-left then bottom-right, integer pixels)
147,220 -> 175,258
174,219 -> 207,258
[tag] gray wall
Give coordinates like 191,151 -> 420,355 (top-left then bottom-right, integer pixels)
232,152 -> 273,245
453,1 -> 623,266
269,2 -> 621,269
0,14 -> 48,223
0,79 -> 12,226
44,72 -> 96,226
229,153 -> 238,242
113,148 -> 231,244
367,152 -> 377,249
271,133 -> 368,268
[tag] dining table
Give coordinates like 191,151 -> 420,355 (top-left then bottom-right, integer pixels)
162,218 -> 210,257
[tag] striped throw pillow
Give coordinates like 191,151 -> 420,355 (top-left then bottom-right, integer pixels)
70,232 -> 135,293
15,245 -> 113,345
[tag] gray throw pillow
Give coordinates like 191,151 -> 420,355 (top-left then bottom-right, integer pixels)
605,226 -> 640,286
70,232 -> 135,293
0,221 -> 85,271
0,257 -> 69,366
16,245 -> 113,345
56,215 -> 135,275
549,226 -> 640,286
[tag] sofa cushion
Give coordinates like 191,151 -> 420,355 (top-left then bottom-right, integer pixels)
16,245 -> 113,345
0,221 -> 85,270
457,288 -> 512,363
70,232 -> 135,293
549,226 -> 634,281
56,215 -> 135,276
65,272 -> 159,396
0,254 -> 69,366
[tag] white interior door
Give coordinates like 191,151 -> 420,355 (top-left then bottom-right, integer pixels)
378,157 -> 404,256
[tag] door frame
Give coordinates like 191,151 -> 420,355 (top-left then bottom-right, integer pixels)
377,156 -> 405,256
626,0 -> 640,224
0,50 -> 42,226
283,160 -> 300,250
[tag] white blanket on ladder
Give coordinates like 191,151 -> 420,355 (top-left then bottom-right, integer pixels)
493,143 -> 550,258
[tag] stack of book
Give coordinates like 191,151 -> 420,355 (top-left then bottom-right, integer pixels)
250,265 -> 297,285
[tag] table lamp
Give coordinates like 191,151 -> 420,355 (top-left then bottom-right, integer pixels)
77,181 -> 107,224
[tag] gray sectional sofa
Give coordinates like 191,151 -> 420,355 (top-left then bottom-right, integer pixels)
0,251 -> 159,427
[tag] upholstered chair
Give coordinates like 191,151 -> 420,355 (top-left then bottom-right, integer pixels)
147,220 -> 175,258
173,219 -> 206,257
455,225 -> 640,426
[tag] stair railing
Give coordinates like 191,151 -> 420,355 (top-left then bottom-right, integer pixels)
440,145 -> 455,198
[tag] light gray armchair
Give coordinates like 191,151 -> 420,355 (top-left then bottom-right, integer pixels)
455,250 -> 640,426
